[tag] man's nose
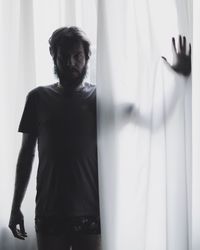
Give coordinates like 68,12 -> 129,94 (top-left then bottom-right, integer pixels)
66,56 -> 76,67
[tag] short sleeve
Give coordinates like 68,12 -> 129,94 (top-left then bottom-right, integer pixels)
18,89 -> 38,136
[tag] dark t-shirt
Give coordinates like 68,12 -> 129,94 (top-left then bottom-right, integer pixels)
18,83 -> 100,219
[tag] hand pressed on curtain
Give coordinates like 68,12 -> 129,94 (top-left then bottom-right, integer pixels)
118,35 -> 192,131
162,35 -> 191,77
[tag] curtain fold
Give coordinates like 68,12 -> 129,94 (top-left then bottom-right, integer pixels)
0,0 -> 37,248
192,1 -> 200,249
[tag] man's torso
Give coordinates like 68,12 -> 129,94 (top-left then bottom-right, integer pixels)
19,83 -> 100,220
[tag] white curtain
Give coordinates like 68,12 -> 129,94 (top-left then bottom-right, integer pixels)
96,0 -> 192,250
0,0 -> 197,250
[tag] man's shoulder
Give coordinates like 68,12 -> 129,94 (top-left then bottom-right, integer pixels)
84,82 -> 96,89
27,83 -> 56,97
27,83 -> 96,98
83,82 -> 96,97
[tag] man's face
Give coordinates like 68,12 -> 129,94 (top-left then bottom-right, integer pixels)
54,41 -> 87,89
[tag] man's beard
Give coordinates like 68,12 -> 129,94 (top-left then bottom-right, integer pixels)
54,64 -> 87,90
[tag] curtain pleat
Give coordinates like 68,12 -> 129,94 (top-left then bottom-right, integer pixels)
192,1 -> 200,249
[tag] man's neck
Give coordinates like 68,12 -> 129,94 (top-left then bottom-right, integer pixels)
57,81 -> 84,92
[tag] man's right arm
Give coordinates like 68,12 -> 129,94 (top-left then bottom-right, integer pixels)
9,133 -> 37,240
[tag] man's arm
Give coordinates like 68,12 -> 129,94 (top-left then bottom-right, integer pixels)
9,133 -> 37,240
100,36 -> 191,131
128,35 -> 191,131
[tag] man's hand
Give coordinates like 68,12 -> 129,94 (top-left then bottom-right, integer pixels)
162,35 -> 191,77
9,209 -> 27,240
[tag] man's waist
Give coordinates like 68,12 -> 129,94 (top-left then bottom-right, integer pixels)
35,215 -> 101,235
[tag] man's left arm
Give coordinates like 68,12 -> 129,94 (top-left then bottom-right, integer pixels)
128,35 -> 191,130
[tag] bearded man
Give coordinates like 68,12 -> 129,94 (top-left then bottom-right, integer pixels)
9,27 -> 101,250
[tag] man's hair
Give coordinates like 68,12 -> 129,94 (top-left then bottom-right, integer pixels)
49,26 -> 91,62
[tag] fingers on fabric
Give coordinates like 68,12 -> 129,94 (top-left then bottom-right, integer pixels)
179,35 -> 183,52
174,35 -> 191,56
172,37 -> 177,54
180,35 -> 190,55
182,36 -> 191,56
161,56 -> 171,70
161,56 -> 167,61
182,36 -> 186,53
189,43 -> 192,56
172,35 -> 185,54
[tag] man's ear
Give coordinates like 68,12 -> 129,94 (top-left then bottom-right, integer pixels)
49,47 -> 53,57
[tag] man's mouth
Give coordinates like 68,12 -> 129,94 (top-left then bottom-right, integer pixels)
67,68 -> 79,76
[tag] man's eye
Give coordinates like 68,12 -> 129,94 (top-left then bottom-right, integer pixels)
75,53 -> 84,60
57,55 -> 65,61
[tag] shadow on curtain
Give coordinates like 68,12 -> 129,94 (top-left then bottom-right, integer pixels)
96,0 -> 192,250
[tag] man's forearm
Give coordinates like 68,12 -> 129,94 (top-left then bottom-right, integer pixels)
132,73 -> 188,131
11,147 -> 35,211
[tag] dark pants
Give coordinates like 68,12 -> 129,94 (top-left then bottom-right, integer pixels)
37,232 -> 101,250
35,216 -> 101,250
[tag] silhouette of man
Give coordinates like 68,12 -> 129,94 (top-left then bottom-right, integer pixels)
8,27 -> 191,250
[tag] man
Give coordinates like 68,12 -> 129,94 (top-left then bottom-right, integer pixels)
8,27 -> 191,250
